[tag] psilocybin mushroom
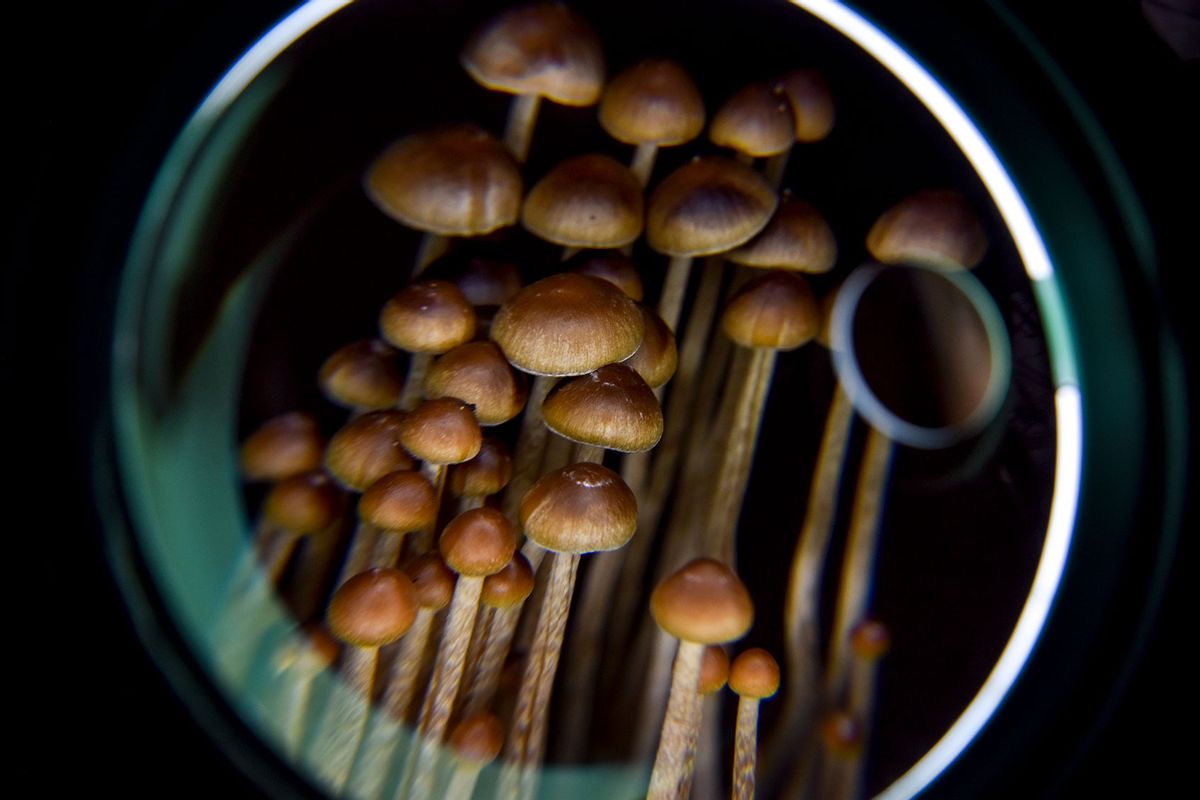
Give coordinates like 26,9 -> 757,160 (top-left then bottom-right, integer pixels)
729,648 -> 781,800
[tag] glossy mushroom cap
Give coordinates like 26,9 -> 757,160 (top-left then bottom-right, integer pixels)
698,645 -> 731,695
319,339 -> 403,411
729,648 -> 781,699
599,58 -> 705,146
522,155 -> 644,249
404,554 -> 457,611
365,124 -> 521,236
397,398 -> 483,465
519,462 -> 638,553
461,2 -> 605,106
849,618 -> 891,661
326,568 -> 418,647
866,189 -> 987,270
264,471 -> 342,534
542,363 -> 663,452
727,195 -> 837,274
426,341 -> 528,426
773,69 -> 835,143
379,280 -> 477,354
646,156 -> 778,257
722,271 -> 819,351
566,250 -> 644,301
623,305 -> 677,388
324,411 -> 415,492
240,412 -> 324,482
450,712 -> 505,766
650,558 -> 754,644
709,82 -> 795,158
439,507 -> 519,577
491,273 -> 644,376
480,553 -> 536,609
358,470 -> 438,533
447,438 -> 513,498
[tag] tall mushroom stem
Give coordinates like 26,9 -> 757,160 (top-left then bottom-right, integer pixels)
502,374 -> 555,519
648,639 -> 704,799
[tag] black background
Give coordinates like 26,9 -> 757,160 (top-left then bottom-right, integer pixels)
9,1 -> 1195,797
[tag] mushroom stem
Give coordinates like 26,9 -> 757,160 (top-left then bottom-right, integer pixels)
459,602 -> 522,718
504,92 -> 542,163
398,352 -> 432,411
502,375 -> 555,520
444,762 -> 486,800
648,638 -> 704,800
763,148 -> 790,191
732,697 -> 762,800
380,608 -> 438,723
825,428 -> 894,702
630,141 -> 659,187
336,522 -> 382,587
413,232 -> 450,277
407,462 -> 448,556
573,442 -> 605,463
307,645 -> 378,792
657,254 -> 693,334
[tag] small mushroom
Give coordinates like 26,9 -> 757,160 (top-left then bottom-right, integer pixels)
318,339 -> 404,412
729,648 -> 780,800
239,412 -> 324,482
379,280 -> 477,411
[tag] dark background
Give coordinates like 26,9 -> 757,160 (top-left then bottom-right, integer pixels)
9,0 -> 1194,797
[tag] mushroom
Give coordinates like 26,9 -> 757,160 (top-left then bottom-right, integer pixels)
258,470 -> 344,583
683,645 -> 732,798
708,81 -> 796,165
728,648 -> 780,800
446,712 -> 505,800
815,708 -> 864,800
726,193 -> 837,275
379,279 -> 477,411
447,437 -> 514,513
239,411 -> 323,482
766,69 -> 835,188
424,341 -> 529,427
357,469 -> 438,568
318,339 -> 404,413
521,154 -> 644,258
460,2 -> 605,163
541,362 -> 663,463
866,189 -> 987,270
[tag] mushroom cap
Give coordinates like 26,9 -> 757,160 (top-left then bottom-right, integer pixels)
379,280 -> 477,354
622,304 -> 678,388
650,558 -> 754,644
240,412 -> 324,482
404,554 -> 457,611
364,124 -> 522,236
318,339 -> 404,411
722,271 -> 819,351
480,553 -> 536,609
358,470 -> 438,534
599,58 -> 705,146
522,155 -> 644,249
849,618 -> 891,660
263,471 -> 342,535
866,189 -> 987,270
439,507 -> 519,577
491,273 -> 645,376
646,157 -> 778,257
729,648 -> 781,699
426,341 -> 529,426
819,710 -> 863,757
324,411 -> 415,492
773,69 -> 835,143
397,398 -> 483,465
450,712 -> 505,766
443,256 -> 524,308
566,250 -> 644,301
447,438 -> 513,498
460,2 -> 604,106
726,195 -> 837,274
698,645 -> 730,695
326,568 -> 418,647
519,462 -> 638,553
542,363 -> 663,452
708,82 -> 795,157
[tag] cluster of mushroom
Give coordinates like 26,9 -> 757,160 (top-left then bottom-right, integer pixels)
231,2 -> 992,799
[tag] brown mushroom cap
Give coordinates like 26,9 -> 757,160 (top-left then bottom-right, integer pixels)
460,2 -> 605,106
450,712 -> 505,766
358,470 -> 438,533
729,648 -> 781,699
698,645 -> 731,695
490,273 -> 645,376
646,156 -> 778,257
425,341 -> 529,426
722,271 -> 819,351
519,462 -> 638,553
442,257 -> 524,308
542,363 -> 663,452
439,507 -> 519,577
447,438 -> 513,498
324,411 -> 415,492
622,304 -> 678,388
318,339 -> 404,411
240,412 -> 324,482
480,553 -> 536,609
709,82 -> 795,158
326,567 -> 418,648
726,195 -> 837,274
364,124 -> 522,236
566,250 -> 644,301
397,397 -> 483,465
404,554 -> 457,611
849,618 -> 891,660
379,280 -> 477,354
599,58 -> 705,146
263,471 -> 342,535
866,189 -> 987,270
773,69 -> 835,143
650,558 -> 754,644
522,155 -> 644,249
